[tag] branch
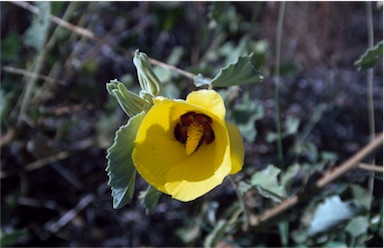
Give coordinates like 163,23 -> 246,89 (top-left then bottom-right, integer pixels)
2,65 -> 65,84
250,133 -> 383,227
358,163 -> 383,172
11,1 -> 196,80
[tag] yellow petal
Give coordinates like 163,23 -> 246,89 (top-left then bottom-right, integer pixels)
226,121 -> 245,174
164,120 -> 232,201
132,99 -> 187,192
186,90 -> 226,121
133,96 -> 232,201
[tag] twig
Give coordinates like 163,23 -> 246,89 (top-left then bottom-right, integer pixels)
24,151 -> 70,171
358,163 -> 383,173
50,163 -> 84,191
11,1 -> 196,81
274,2 -> 286,169
44,194 -> 95,234
2,65 -> 65,84
147,57 -> 196,80
11,1 -> 95,40
250,133 -> 383,227
316,133 -> 383,188
7,196 -> 61,211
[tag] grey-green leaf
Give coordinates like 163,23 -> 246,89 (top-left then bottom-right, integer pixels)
139,185 -> 162,215
308,195 -> 364,236
24,2 -> 50,51
211,53 -> 263,87
251,165 -> 286,202
106,112 -> 145,209
355,41 -> 383,71
194,73 -> 212,87
346,216 -> 369,238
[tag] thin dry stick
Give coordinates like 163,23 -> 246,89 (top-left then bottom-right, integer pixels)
24,151 -> 70,172
250,133 -> 383,227
2,65 -> 65,84
11,1 -> 95,40
12,1 -> 196,81
316,133 -> 383,188
44,194 -> 95,234
358,163 -> 383,173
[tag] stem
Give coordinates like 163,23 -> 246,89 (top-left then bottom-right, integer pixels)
228,176 -> 249,231
17,51 -> 45,124
274,2 -> 286,169
250,133 -> 383,227
365,1 -> 376,197
274,3 -> 287,244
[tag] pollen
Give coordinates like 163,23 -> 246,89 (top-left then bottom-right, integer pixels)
185,121 -> 205,155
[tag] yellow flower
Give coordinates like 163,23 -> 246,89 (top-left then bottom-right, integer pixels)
132,90 -> 245,201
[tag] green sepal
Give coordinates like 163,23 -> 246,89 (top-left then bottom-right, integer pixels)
107,79 -> 152,117
355,41 -> 383,71
139,185 -> 162,215
194,53 -> 263,87
106,111 -> 145,209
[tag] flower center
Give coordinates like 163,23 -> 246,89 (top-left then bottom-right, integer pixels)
174,112 -> 215,155
185,122 -> 204,155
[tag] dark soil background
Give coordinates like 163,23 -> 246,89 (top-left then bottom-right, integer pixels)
1,2 -> 383,247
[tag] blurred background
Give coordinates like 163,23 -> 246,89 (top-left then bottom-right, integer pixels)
1,2 -> 383,247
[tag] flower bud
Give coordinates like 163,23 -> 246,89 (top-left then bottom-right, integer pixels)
133,50 -> 162,96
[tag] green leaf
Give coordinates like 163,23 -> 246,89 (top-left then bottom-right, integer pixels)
106,112 -> 145,209
211,53 -> 263,87
176,226 -> 200,244
0,229 -> 28,247
355,41 -> 383,71
232,92 -> 264,142
193,73 -> 212,87
251,165 -> 286,202
349,184 -> 372,210
346,216 -> 369,238
308,195 -> 364,236
203,220 -> 227,248
24,2 -> 50,51
1,32 -> 21,61
193,53 -> 263,88
139,185 -> 162,215
281,163 -> 301,195
237,181 -> 253,195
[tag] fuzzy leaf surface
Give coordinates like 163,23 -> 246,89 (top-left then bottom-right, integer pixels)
139,185 -> 162,215
251,165 -> 286,202
106,112 -> 145,209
